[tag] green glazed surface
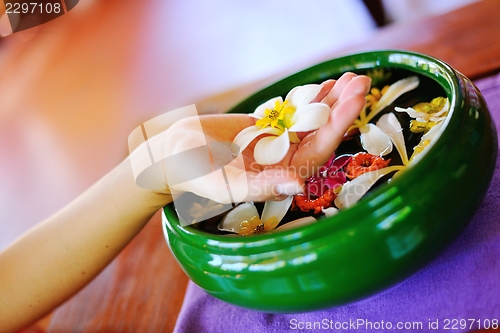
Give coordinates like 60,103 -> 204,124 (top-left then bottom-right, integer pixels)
163,50 -> 497,313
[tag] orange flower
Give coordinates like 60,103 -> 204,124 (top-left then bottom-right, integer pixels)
293,189 -> 338,214
345,152 -> 391,180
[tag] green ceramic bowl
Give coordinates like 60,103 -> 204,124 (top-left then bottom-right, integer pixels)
162,50 -> 497,312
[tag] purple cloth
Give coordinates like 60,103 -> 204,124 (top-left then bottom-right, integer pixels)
173,74 -> 500,333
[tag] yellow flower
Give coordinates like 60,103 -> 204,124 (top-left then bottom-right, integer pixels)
218,197 -> 316,236
409,120 -> 438,133
232,84 -> 331,165
255,100 -> 295,131
365,85 -> 390,111
348,76 -> 420,157
395,96 -> 449,133
239,216 -> 279,236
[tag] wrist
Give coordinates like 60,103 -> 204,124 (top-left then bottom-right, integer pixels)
117,156 -> 174,212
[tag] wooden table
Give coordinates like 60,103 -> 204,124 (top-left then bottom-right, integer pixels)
45,1 -> 500,332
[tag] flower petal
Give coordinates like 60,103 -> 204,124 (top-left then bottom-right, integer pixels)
322,207 -> 339,217
288,103 -> 331,132
421,119 -> 444,141
372,76 -> 420,115
394,106 -> 428,119
252,97 -> 283,119
324,171 -> 347,191
334,166 -> 401,209
359,124 -> 393,156
376,113 -> 409,165
218,202 -> 259,233
254,130 -> 290,165
261,195 -> 293,225
410,121 -> 445,163
331,155 -> 352,171
286,84 -> 323,107
231,125 -> 282,155
430,98 -> 450,121
275,216 -> 317,232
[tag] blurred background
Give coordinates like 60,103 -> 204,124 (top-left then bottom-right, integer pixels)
0,0 -> 477,250
0,0 -> 482,331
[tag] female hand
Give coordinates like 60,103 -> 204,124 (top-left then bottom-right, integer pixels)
133,73 -> 371,206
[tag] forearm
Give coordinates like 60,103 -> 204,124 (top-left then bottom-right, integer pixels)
0,157 -> 171,332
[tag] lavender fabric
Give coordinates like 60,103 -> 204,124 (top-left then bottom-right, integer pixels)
173,74 -> 500,333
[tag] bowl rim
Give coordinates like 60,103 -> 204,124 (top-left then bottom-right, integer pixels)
163,49 -> 463,251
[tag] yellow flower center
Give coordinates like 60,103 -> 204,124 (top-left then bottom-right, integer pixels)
238,216 -> 279,236
255,100 -> 296,131
409,97 -> 447,133
268,109 -> 280,120
365,85 -> 390,111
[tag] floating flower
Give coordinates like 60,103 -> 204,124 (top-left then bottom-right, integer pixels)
347,76 -> 420,156
334,165 -> 403,209
335,109 -> 447,209
292,154 -> 350,214
239,215 -> 279,236
218,197 -> 313,235
293,189 -> 338,214
335,113 -> 407,209
232,84 -> 331,165
395,97 -> 449,133
306,154 -> 351,197
345,152 -> 391,180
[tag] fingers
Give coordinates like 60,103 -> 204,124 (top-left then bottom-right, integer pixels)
321,72 -> 357,107
336,75 -> 372,105
169,149 -> 304,204
310,75 -> 371,159
312,79 -> 336,103
291,75 -> 371,177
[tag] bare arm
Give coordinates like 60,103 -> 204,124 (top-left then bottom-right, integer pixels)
0,157 -> 171,333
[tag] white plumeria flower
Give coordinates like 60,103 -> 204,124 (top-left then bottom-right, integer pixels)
335,113 -> 407,209
376,112 -> 409,165
369,76 -> 420,115
334,165 -> 403,209
232,84 -> 331,165
359,124 -> 394,156
218,197 -> 317,235
335,109 -> 448,209
353,76 -> 420,156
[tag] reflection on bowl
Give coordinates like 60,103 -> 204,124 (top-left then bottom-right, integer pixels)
163,50 -> 497,313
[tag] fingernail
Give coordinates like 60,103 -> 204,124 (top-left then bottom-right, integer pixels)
352,76 -> 372,95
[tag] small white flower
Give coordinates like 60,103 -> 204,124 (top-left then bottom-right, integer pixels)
232,84 -> 331,165
218,197 -> 317,235
335,113 -> 408,209
335,108 -> 448,209
352,76 -> 420,156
